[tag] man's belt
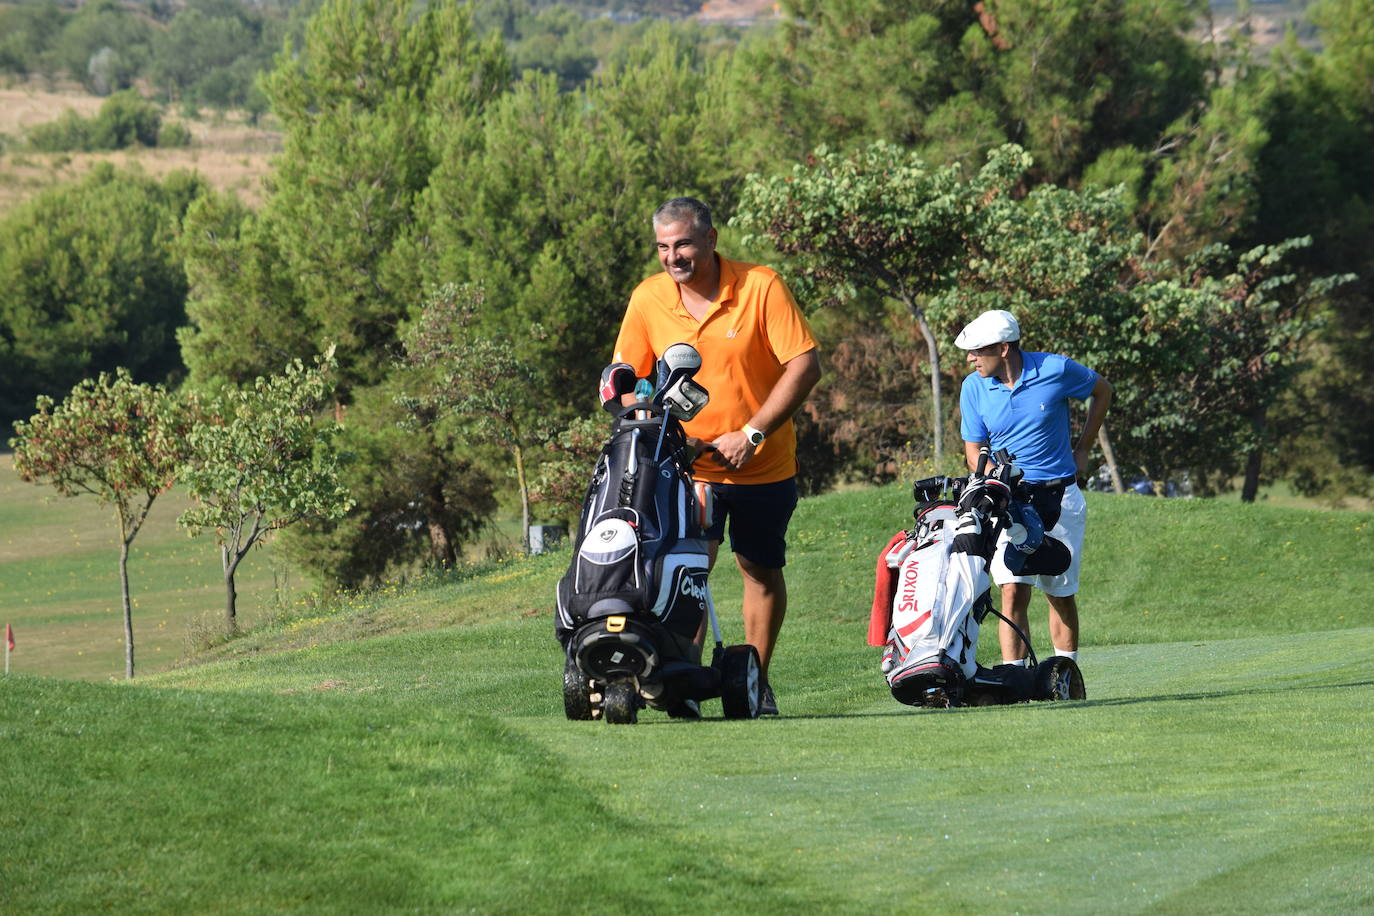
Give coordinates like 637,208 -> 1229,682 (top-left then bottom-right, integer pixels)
1024,475 -> 1077,489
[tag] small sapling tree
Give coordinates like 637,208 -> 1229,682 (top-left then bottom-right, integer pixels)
178,350 -> 353,634
9,370 -> 190,679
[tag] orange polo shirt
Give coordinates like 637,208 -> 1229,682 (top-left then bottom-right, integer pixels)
613,255 -> 818,485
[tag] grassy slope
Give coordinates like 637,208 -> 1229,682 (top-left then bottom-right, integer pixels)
2,486 -> 1372,913
0,454 -> 288,680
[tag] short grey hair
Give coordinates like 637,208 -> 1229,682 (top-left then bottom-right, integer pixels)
652,197 -> 712,234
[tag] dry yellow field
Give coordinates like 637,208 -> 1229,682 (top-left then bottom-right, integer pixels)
0,85 -> 279,213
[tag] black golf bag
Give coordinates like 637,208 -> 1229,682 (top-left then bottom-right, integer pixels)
868,450 -> 1086,708
555,347 -> 761,724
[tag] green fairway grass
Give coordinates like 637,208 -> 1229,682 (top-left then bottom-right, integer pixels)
2,483 -> 1371,912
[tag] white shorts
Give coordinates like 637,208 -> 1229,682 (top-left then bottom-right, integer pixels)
990,482 -> 1086,598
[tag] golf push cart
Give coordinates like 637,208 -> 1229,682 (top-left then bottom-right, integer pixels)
869,447 -> 1087,709
554,343 -> 762,724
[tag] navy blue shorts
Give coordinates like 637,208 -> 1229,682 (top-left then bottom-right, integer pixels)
703,478 -> 798,570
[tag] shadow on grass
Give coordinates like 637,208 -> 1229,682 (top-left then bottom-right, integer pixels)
1064,678 -> 1374,710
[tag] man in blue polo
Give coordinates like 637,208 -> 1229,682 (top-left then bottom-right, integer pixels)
956,310 -> 1113,667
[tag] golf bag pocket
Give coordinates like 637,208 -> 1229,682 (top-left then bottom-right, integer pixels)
565,508 -> 643,618
651,546 -> 711,638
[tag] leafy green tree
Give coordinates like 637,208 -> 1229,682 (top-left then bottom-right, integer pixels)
401,285 -> 550,553
251,0 -> 509,395
178,0 -> 511,586
0,1 -> 65,76
178,352 -> 354,634
178,192 -> 316,388
419,26 -> 734,396
737,0 -> 1205,183
54,0 -> 152,94
1241,0 -> 1374,496
281,377 -> 498,590
933,188 -> 1352,498
151,5 -> 260,102
27,90 -> 165,152
9,371 -> 191,679
530,414 -> 610,527
734,141 -> 1030,466
0,165 -> 206,429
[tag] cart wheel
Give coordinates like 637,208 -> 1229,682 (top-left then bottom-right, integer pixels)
563,658 -> 594,721
602,677 -> 640,724
1034,656 -> 1086,701
719,644 -> 761,719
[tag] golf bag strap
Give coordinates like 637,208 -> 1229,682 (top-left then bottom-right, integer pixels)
869,530 -> 908,646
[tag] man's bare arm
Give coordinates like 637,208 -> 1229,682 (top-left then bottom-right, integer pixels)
711,349 -> 822,471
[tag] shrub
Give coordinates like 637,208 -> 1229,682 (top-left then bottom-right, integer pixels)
25,90 -> 164,152
87,89 -> 160,148
26,108 -> 92,152
157,120 -> 192,148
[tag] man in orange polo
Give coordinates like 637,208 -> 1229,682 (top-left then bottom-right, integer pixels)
613,197 -> 821,715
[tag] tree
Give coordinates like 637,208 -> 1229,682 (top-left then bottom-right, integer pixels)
253,0 -> 509,395
280,377 -> 498,590
401,285 -> 551,553
1147,241 -> 1352,501
1,165 -> 205,430
734,141 -> 1031,466
418,26 -> 735,398
1239,1 -> 1374,499
529,413 -> 611,527
53,0 -> 152,94
0,2 -> 66,78
26,89 -> 165,152
178,352 -> 354,634
178,192 -> 316,388
931,187 -> 1352,497
178,0 -> 510,582
9,371 -> 190,679
732,0 -> 1205,183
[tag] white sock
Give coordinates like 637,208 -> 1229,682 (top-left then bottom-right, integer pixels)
1001,658 -> 1028,667
1053,648 -> 1078,661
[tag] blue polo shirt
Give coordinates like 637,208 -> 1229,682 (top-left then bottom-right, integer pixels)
959,351 -> 1098,481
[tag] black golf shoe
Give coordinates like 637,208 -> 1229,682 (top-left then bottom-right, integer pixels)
758,683 -> 779,716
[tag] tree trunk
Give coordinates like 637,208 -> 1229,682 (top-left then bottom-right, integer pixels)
222,544 -> 239,634
427,518 -> 456,568
1241,411 -> 1267,503
514,440 -> 531,554
119,537 -> 135,680
906,300 -> 944,468
1097,424 -> 1125,494
424,476 -> 457,568
1241,451 -> 1263,503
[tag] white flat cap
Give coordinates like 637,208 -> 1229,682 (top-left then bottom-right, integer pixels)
955,310 -> 1020,349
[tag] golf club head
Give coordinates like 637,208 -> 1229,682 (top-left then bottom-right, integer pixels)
660,375 -> 710,421
598,362 -> 638,412
656,342 -> 702,388
654,343 -> 704,416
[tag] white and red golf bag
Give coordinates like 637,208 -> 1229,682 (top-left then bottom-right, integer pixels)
870,499 -> 994,706
869,459 -> 1078,708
